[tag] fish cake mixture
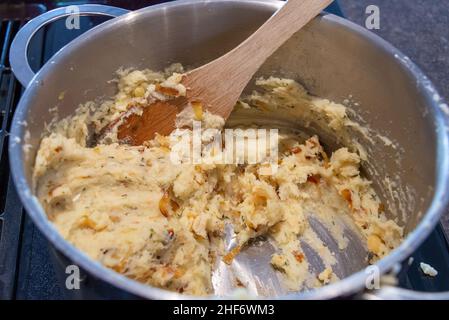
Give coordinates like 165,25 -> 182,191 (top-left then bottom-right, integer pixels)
33,65 -> 403,296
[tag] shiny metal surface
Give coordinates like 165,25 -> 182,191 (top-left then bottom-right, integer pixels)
8,0 -> 449,299
9,4 -> 129,87
212,215 -> 368,297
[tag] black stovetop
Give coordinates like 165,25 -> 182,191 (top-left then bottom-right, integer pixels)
0,0 -> 448,300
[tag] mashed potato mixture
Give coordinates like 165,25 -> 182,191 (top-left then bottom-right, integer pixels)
33,65 -> 403,296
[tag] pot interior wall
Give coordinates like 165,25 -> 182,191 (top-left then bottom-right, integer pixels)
20,1 -> 436,235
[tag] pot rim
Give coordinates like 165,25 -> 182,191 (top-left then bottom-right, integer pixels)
9,0 -> 449,300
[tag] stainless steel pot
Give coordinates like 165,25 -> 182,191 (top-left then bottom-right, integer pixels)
8,0 -> 449,299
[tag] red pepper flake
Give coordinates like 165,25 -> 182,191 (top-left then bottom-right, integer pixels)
167,229 -> 175,240
236,278 -> 246,288
223,246 -> 241,265
291,147 -> 301,154
292,250 -> 305,263
307,174 -> 321,184
341,189 -> 353,209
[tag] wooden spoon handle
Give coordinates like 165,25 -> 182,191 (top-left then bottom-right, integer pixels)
224,0 -> 333,74
185,0 -> 334,118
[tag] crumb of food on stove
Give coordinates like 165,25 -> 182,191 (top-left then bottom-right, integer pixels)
420,262 -> 438,277
33,65 -> 403,296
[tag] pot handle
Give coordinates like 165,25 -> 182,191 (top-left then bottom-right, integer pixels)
363,286 -> 449,300
10,4 -> 129,87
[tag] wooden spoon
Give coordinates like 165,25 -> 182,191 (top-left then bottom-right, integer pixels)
110,0 -> 333,145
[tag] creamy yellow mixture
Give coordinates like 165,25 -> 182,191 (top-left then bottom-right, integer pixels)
33,65 -> 403,296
